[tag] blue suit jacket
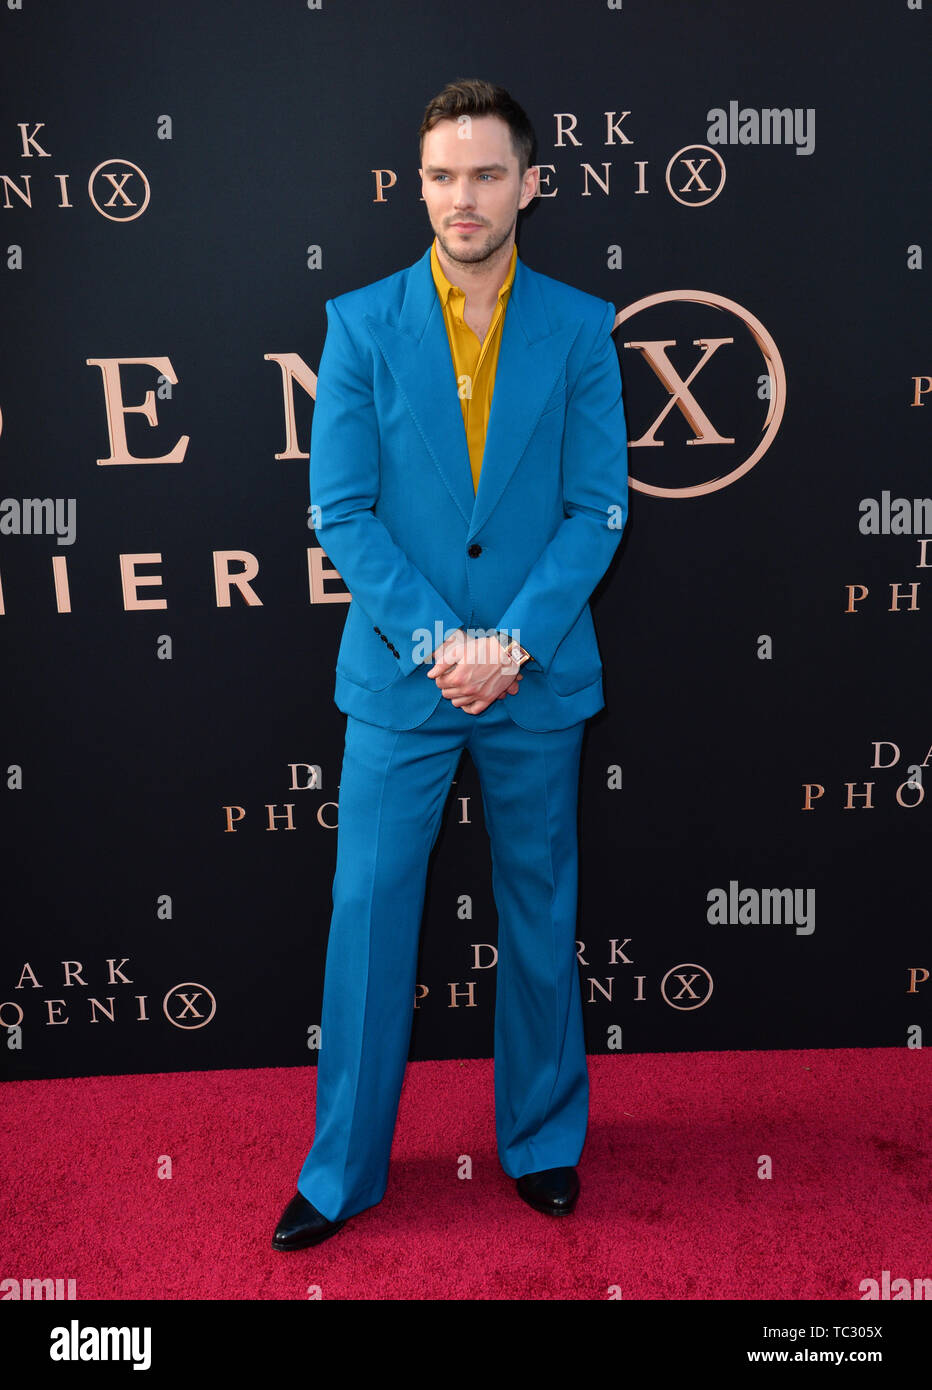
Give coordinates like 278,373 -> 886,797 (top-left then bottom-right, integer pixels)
309,245 -> 628,731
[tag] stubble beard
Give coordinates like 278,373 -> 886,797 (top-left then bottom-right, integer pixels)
436,214 -> 517,267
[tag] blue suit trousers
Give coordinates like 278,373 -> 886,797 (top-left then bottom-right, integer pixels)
297,692 -> 589,1223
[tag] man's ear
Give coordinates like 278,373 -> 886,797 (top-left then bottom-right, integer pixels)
519,165 -> 539,209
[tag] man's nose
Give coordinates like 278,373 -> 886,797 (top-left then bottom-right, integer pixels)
452,180 -> 476,207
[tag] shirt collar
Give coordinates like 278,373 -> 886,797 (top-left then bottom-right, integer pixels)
430,238 -> 517,308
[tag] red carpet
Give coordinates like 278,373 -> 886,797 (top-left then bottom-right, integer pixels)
2,1049 -> 929,1300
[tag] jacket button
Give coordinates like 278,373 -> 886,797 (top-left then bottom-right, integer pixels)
468,543 -> 482,557
374,625 -> 381,634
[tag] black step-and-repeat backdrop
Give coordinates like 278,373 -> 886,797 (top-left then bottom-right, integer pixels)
1,2 -> 928,1081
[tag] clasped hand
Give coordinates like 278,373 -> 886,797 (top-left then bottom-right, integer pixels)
426,630 -> 523,715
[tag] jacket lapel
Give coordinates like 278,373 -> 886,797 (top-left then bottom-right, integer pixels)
364,245 -> 578,534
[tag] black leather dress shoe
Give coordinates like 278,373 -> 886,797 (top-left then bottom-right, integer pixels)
272,1191 -> 346,1251
516,1166 -> 580,1215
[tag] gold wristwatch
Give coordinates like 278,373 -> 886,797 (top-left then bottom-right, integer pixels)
494,632 -> 532,668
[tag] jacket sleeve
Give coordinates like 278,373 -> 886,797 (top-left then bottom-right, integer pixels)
309,297 -> 466,677
492,299 -> 628,673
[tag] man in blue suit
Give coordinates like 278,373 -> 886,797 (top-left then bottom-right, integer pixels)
273,79 -> 628,1250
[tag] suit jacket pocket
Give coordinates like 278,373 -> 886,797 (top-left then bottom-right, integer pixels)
546,606 -> 602,695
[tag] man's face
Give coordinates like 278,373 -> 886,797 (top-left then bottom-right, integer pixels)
419,114 -> 538,267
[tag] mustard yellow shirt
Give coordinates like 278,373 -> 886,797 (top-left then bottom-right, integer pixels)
430,238 -> 516,495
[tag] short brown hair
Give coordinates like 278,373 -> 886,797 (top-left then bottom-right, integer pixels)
419,78 -> 537,173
